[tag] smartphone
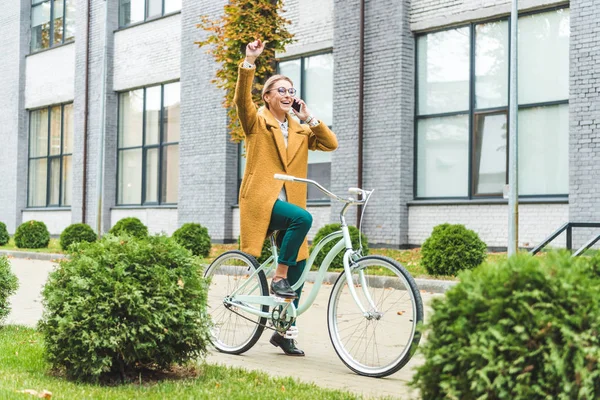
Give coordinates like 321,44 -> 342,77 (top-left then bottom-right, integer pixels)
292,99 -> 302,113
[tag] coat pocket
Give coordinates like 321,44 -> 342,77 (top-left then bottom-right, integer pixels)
241,172 -> 254,199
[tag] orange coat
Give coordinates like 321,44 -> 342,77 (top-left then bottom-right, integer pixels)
234,64 -> 338,261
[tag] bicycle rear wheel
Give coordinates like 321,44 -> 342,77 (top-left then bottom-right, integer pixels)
327,255 -> 423,377
204,250 -> 268,354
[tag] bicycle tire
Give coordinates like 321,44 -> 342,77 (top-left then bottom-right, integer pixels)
204,250 -> 268,354
327,255 -> 423,377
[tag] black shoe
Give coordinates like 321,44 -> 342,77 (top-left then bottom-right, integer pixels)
270,332 -> 305,356
270,278 -> 298,299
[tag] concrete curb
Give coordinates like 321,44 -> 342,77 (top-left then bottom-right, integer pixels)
0,250 -> 65,261
1,250 -> 458,294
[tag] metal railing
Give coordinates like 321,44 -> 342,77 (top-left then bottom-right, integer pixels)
530,222 -> 600,256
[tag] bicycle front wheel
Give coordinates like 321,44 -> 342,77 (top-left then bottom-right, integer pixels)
327,255 -> 423,377
204,250 -> 268,354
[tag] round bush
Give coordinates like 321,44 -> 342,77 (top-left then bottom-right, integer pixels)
421,223 -> 487,276
60,223 -> 97,251
412,252 -> 600,399
39,235 -> 211,381
109,217 -> 148,239
172,223 -> 212,258
0,222 -> 9,246
0,256 -> 18,323
310,224 -> 369,269
14,220 -> 50,249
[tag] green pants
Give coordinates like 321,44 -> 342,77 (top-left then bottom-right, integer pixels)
268,199 -> 312,308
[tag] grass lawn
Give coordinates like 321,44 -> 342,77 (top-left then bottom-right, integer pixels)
0,326 -> 365,400
0,238 -> 62,254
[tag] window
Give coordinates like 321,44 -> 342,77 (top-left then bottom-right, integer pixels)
238,52 -> 334,202
31,0 -> 75,52
117,82 -> 180,205
119,0 -> 181,27
28,104 -> 73,207
415,8 -> 569,198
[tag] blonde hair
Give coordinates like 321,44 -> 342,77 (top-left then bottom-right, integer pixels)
262,75 -> 294,109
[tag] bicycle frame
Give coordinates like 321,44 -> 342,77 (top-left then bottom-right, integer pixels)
225,176 -> 379,321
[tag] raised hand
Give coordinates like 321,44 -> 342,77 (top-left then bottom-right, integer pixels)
245,39 -> 265,63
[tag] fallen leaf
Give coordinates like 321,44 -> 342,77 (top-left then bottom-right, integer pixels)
16,389 -> 52,399
177,278 -> 184,288
397,311 -> 404,315
281,385 -> 286,392
215,382 -> 221,388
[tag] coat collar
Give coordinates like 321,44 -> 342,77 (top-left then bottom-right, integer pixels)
259,106 -> 304,169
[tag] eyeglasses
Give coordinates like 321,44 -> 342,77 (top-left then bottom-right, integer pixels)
268,87 -> 297,96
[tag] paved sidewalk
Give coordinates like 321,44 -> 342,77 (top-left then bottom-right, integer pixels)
5,257 -> 441,399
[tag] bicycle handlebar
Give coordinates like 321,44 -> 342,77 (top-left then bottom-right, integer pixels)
274,174 -> 372,205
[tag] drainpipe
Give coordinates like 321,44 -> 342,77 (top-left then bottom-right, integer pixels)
96,0 -> 109,235
357,0 -> 365,228
82,0 -> 91,224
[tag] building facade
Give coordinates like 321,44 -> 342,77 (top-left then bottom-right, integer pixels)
0,0 -> 597,250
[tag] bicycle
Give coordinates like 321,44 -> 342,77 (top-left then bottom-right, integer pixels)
204,174 -> 424,377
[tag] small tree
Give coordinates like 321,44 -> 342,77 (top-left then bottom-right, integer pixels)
196,0 -> 294,142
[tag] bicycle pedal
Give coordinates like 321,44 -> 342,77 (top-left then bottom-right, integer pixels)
271,295 -> 294,303
284,326 -> 299,340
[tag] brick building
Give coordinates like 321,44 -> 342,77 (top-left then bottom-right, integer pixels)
0,0 -> 597,250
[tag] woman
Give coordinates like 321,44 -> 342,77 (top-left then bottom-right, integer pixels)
234,39 -> 338,356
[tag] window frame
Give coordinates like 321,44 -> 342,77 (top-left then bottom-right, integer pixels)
118,0 -> 181,28
414,6 -> 570,200
31,0 -> 74,53
27,103 -> 73,208
237,51 -> 334,204
116,81 -> 180,206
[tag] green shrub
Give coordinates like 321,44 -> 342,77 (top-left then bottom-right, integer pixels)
59,223 -> 97,251
310,224 -> 369,269
0,222 -> 9,246
0,256 -> 18,323
412,252 -> 600,399
172,223 -> 211,258
39,235 -> 211,381
109,217 -> 148,239
14,220 -> 50,249
421,223 -> 487,276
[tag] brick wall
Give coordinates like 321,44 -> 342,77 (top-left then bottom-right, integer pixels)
111,208 -> 178,235
569,0 -> 600,246
178,0 -> 237,243
281,0 -> 334,57
25,44 -> 76,109
22,210 -> 72,235
113,14 -> 181,91
409,203 -> 569,248
410,0 -> 565,32
0,1 -> 28,233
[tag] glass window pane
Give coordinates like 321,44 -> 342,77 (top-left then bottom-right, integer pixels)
52,0 -> 64,45
417,27 -> 470,115
518,8 -> 570,104
278,59 -> 301,95
164,0 -> 181,14
28,159 -> 47,207
475,20 -> 508,109
119,0 -> 144,26
118,149 -> 142,204
307,161 -> 331,201
62,155 -> 72,206
303,54 -> 333,126
163,82 -> 180,143
49,158 -> 61,205
161,144 -> 179,203
49,106 -> 62,156
145,86 -> 161,145
473,113 -> 507,195
518,104 -> 568,195
145,148 -> 159,203
30,109 -> 48,157
119,90 -> 143,148
417,115 -> 469,197
32,3 -> 51,51
147,0 -> 162,18
63,104 -> 74,154
65,0 -> 75,41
